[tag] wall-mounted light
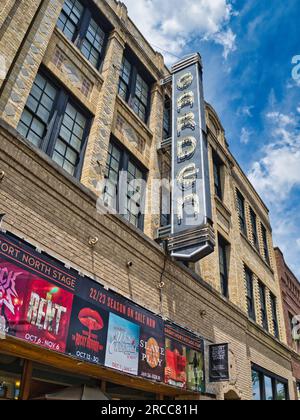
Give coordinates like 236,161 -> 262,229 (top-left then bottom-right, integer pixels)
157,281 -> 165,290
88,236 -> 99,247
199,309 -> 207,318
0,214 -> 5,229
126,261 -> 133,269
0,171 -> 5,182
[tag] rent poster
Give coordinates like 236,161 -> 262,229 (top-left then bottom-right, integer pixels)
105,313 -> 140,376
66,295 -> 109,365
164,323 -> 205,392
138,320 -> 165,382
15,276 -> 73,353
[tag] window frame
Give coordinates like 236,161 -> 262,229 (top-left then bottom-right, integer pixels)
251,364 -> 289,401
270,293 -> 279,339
163,97 -> 172,139
218,235 -> 229,298
245,266 -> 256,321
213,153 -> 223,201
57,0 -> 111,70
261,223 -> 270,265
103,137 -> 148,230
118,51 -> 153,124
250,207 -> 259,251
236,190 -> 247,236
258,281 -> 268,331
18,69 -> 92,179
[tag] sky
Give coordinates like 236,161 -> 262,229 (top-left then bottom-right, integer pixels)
121,0 -> 300,279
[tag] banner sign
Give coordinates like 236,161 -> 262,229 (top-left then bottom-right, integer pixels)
209,343 -> 229,383
0,231 -> 205,392
169,53 -> 215,262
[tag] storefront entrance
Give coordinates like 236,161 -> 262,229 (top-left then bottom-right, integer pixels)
0,351 -> 162,400
0,347 -> 183,401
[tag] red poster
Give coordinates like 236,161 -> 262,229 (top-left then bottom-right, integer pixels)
0,259 -> 73,353
16,276 -> 73,353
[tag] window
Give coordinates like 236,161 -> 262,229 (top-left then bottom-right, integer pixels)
57,0 -> 83,41
245,267 -> 256,321
270,293 -> 279,339
261,224 -> 270,265
103,139 -> 147,230
0,355 -> 23,400
250,208 -> 259,251
236,190 -> 247,236
258,281 -> 268,331
218,235 -> 229,298
133,74 -> 150,122
252,369 -> 262,400
118,54 -> 152,123
118,57 -> 132,102
57,0 -> 109,69
163,97 -> 171,139
297,382 -> 300,400
252,366 -> 289,400
213,153 -> 223,200
160,167 -> 171,227
18,71 -> 91,178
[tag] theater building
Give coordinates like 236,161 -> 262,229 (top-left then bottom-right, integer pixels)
0,0 -> 297,400
275,248 -> 300,400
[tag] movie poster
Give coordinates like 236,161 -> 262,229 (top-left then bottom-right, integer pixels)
139,323 -> 165,382
165,337 -> 187,389
16,276 -> 73,353
187,348 -> 205,393
66,296 -> 109,365
105,313 -> 140,376
164,323 -> 205,392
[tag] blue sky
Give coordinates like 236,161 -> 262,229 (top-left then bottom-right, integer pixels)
122,0 -> 300,278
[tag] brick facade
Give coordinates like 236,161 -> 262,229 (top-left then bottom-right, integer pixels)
275,248 -> 300,392
0,0 -> 297,400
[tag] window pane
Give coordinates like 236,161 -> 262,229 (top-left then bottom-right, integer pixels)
264,376 -> 274,400
276,382 -> 286,400
80,17 -> 105,69
252,370 -> 261,401
54,101 -> 87,175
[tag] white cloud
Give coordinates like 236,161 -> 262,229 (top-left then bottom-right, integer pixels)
248,112 -> 300,201
237,105 -> 254,117
240,127 -> 251,144
121,0 -> 237,64
248,109 -> 300,278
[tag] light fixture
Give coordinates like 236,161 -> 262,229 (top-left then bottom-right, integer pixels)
88,236 -> 99,247
199,309 -> 207,318
0,214 -> 6,229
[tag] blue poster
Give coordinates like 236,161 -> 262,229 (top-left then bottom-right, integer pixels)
105,313 -> 140,376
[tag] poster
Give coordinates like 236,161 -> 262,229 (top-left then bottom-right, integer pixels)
105,313 -> 140,376
139,323 -> 165,382
0,261 -> 30,337
0,258 -> 73,352
66,296 -> 109,365
209,343 -> 229,382
15,276 -> 73,353
165,323 -> 205,392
